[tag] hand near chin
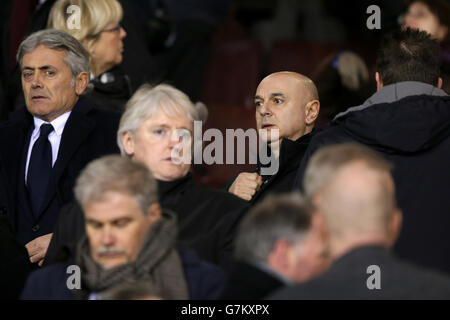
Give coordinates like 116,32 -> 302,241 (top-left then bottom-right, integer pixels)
228,172 -> 263,201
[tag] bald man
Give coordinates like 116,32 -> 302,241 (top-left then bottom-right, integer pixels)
270,143 -> 450,299
226,72 -> 320,204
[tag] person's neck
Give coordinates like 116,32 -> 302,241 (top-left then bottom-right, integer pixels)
35,101 -> 77,122
284,126 -> 313,145
157,173 -> 191,195
267,139 -> 281,159
329,235 -> 389,262
92,64 -> 113,78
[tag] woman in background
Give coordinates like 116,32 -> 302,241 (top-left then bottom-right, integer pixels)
313,51 -> 372,127
48,0 -> 131,111
403,0 -> 450,92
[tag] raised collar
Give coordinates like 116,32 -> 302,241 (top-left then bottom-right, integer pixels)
335,81 -> 447,120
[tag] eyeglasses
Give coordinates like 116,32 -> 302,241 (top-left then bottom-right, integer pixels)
102,24 -> 122,34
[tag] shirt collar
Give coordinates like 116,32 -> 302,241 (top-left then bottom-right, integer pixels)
33,111 -> 72,137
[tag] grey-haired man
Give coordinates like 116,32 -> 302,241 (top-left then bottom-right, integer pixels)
0,30 -> 120,267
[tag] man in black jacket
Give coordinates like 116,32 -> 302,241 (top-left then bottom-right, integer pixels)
293,28 -> 450,274
0,30 -> 120,267
226,72 -> 320,204
221,192 -> 326,300
271,143 -> 450,299
21,156 -> 224,300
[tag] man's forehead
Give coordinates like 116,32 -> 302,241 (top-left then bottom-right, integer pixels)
21,45 -> 67,67
256,75 -> 302,97
144,110 -> 193,129
84,192 -> 142,221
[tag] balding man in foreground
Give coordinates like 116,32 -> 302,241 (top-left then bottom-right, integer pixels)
226,72 -> 320,204
270,143 -> 450,299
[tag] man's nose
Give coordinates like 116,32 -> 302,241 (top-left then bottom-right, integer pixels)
100,226 -> 115,246
258,102 -> 272,116
31,73 -> 43,88
168,130 -> 182,147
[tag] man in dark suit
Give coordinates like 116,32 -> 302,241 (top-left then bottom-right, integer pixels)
271,143 -> 450,300
0,29 -> 120,267
221,192 -> 326,300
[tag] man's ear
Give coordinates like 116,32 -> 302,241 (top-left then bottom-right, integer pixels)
121,131 -> 135,157
75,71 -> 89,95
147,202 -> 162,225
311,210 -> 328,248
375,72 -> 383,91
305,100 -> 320,125
387,208 -> 403,247
309,206 -> 332,263
438,77 -> 443,89
266,238 -> 291,272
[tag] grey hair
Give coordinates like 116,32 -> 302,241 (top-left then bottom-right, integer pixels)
234,192 -> 313,263
16,29 -> 89,83
117,83 -> 208,155
303,143 -> 392,198
74,155 -> 158,214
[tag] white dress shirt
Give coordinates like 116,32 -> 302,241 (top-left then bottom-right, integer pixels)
25,111 -> 72,184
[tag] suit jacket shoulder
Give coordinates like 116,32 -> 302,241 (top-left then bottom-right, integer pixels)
269,246 -> 450,300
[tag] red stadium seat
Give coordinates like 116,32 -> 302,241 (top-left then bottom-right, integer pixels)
268,40 -> 346,77
192,103 -> 257,188
201,39 -> 263,108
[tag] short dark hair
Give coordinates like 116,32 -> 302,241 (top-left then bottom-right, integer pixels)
376,28 -> 440,86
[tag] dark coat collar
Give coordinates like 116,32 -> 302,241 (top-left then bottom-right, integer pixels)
258,131 -> 313,178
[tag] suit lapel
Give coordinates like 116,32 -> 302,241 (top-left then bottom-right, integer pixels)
37,98 -> 95,220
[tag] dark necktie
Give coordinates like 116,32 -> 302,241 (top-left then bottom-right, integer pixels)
28,123 -> 54,217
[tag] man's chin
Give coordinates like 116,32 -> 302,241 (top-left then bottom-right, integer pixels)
27,104 -> 53,120
261,136 -> 281,145
156,164 -> 189,181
